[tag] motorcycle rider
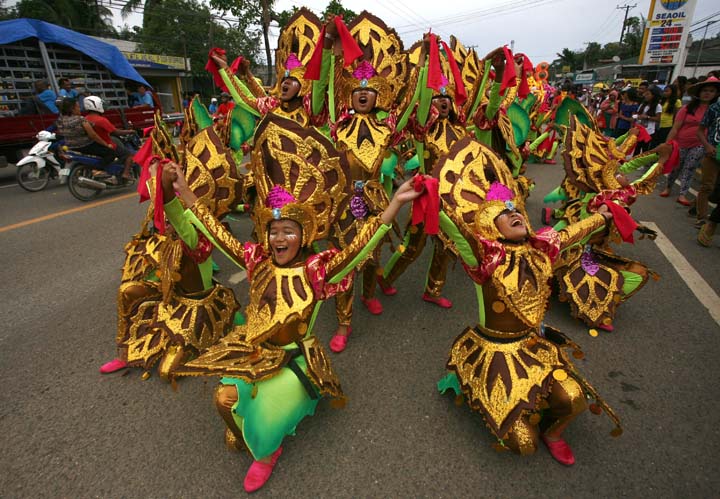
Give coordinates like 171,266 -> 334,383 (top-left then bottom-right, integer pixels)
83,96 -> 137,181
56,98 -> 116,171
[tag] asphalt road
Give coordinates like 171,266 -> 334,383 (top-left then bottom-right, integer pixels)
0,160 -> 718,499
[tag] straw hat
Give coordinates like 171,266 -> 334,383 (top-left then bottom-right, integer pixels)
687,76 -> 720,97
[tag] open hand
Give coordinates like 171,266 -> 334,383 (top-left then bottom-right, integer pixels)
211,52 -> 228,69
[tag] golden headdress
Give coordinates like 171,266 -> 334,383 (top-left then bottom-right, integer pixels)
433,136 -> 527,242
150,111 -> 180,163
250,114 -> 350,249
406,37 -> 469,110
561,115 -> 638,195
337,11 -> 408,111
183,126 -> 243,219
271,7 -> 322,98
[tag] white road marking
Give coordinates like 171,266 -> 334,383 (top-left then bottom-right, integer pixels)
0,183 -> 18,189
228,270 -> 247,284
642,221 -> 720,326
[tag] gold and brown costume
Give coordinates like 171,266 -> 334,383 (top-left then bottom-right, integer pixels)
435,137 -> 621,453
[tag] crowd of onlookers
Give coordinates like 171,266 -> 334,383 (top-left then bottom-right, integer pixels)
31,78 -> 156,115
584,72 -> 720,248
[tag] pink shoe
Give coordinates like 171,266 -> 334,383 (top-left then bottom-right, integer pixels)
100,358 -> 128,374
598,323 -> 614,332
361,296 -> 383,315
543,159 -> 557,165
329,327 -> 352,353
243,446 -> 283,493
377,276 -> 397,296
422,293 -> 453,309
541,435 -> 575,466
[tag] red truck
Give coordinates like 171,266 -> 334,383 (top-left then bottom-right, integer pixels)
0,19 -> 176,166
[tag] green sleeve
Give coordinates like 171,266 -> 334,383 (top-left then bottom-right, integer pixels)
469,60 -> 492,119
219,69 -> 261,117
311,49 -> 332,117
327,221 -> 392,284
614,132 -> 628,145
485,82 -> 503,121
165,197 -> 197,249
619,152 -> 658,174
439,211 -> 478,267
543,186 -> 568,204
164,198 -> 214,289
185,204 -> 247,270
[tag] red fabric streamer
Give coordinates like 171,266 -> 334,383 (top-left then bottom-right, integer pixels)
152,159 -> 174,234
515,53 -> 533,99
603,202 -> 638,243
304,26 -> 327,81
334,16 -> 363,67
440,41 -> 467,106
427,34 -> 443,92
134,138 -> 155,203
205,48 -> 228,91
663,140 -> 680,174
411,175 -> 440,235
634,125 -> 652,143
499,46 -> 517,96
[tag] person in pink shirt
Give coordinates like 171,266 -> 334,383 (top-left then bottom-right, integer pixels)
661,80 -> 720,210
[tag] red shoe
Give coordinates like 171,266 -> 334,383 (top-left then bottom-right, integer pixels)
361,296 -> 383,315
541,435 -> 575,466
243,446 -> 283,493
422,293 -> 453,309
598,323 -> 614,332
541,207 -> 553,226
676,197 -> 692,206
100,358 -> 128,374
659,190 -> 670,198
329,327 -> 352,353
377,275 -> 397,296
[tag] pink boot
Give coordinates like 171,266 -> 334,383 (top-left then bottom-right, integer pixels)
100,358 -> 128,374
377,275 -> 397,296
329,327 -> 352,353
243,447 -> 283,493
422,293 -> 453,309
361,296 -> 383,315
541,435 -> 575,466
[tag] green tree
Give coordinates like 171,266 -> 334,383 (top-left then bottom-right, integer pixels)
10,0 -> 117,36
321,0 -> 356,23
555,48 -> 579,71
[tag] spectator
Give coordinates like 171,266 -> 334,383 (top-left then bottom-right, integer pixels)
694,77 -> 720,226
614,88 -> 639,138
638,80 -> 649,93
58,78 -> 78,99
662,78 -> 719,211
208,97 -> 218,114
56,98 -> 116,170
215,92 -> 234,119
598,90 -> 619,136
83,96 -> 136,180
133,84 -> 154,108
657,84 -> 681,144
34,79 -> 58,114
635,85 -> 662,152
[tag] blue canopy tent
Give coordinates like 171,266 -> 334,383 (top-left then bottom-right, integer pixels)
0,18 -> 151,89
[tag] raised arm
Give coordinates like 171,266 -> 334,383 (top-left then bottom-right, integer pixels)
557,211 -> 609,250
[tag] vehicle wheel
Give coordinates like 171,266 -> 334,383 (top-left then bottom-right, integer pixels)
68,164 -> 102,202
16,161 -> 50,192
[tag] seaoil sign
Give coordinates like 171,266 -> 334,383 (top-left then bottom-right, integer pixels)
655,12 -> 687,19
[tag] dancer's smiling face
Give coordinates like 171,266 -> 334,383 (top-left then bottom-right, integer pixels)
280,77 -> 301,102
432,96 -> 452,118
352,89 -> 377,114
268,219 -> 302,266
494,209 -> 528,242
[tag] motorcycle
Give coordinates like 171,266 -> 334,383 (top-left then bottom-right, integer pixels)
66,134 -> 141,202
16,131 -> 67,192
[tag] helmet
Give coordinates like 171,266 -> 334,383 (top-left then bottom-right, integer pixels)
83,96 -> 104,113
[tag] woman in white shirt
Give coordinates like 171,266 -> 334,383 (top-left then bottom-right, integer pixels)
635,85 -> 663,153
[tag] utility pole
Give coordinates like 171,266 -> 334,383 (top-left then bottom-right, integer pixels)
617,3 -> 637,45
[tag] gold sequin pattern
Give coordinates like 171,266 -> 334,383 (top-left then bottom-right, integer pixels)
301,336 -> 343,398
270,8 -> 321,97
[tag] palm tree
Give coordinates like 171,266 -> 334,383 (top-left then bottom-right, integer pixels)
15,0 -> 116,36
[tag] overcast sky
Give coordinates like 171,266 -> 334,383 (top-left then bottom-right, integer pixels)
111,0 -> 718,64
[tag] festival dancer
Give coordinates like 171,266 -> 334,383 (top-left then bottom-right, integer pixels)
544,117 -> 667,332
207,8 -> 328,128
434,137 -> 622,464
100,117 -> 242,380
309,12 -> 419,352
380,33 -> 470,309
170,114 -> 431,492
